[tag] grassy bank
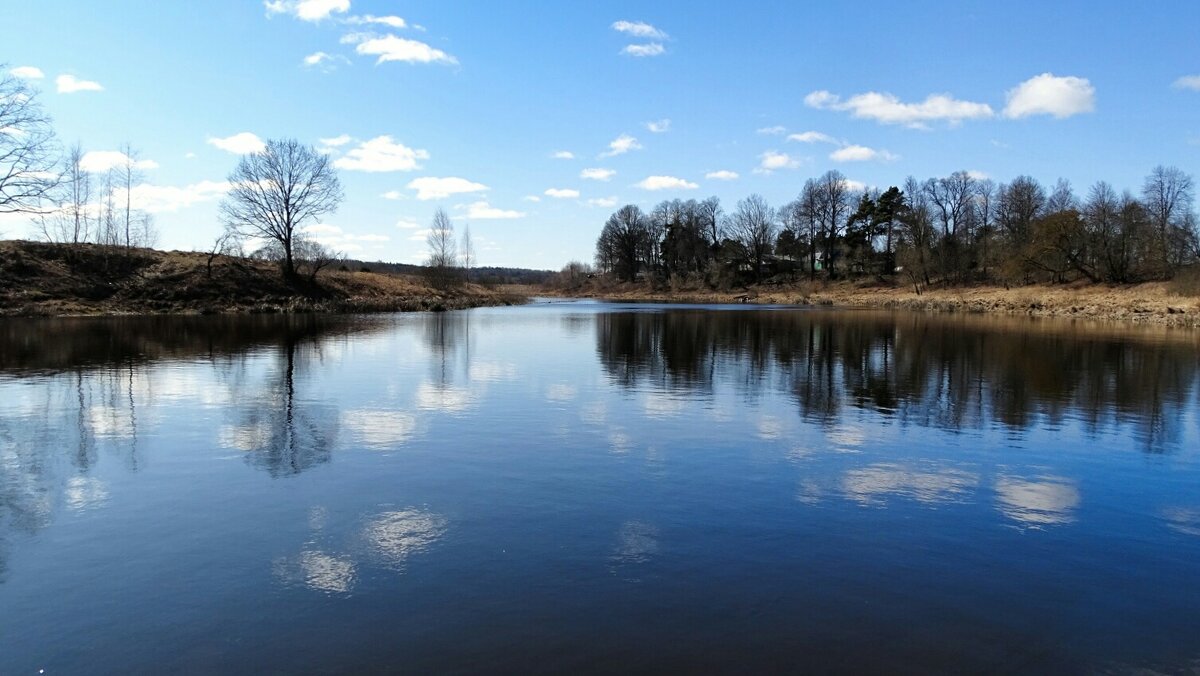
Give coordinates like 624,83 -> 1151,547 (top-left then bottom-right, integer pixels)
551,277 -> 1200,327
0,240 -> 525,317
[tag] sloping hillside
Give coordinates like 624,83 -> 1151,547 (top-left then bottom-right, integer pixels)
0,240 -> 523,316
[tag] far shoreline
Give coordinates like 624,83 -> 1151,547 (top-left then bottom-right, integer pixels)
545,279 -> 1200,328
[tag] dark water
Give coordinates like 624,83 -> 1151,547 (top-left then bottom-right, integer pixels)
1,303 -> 1199,674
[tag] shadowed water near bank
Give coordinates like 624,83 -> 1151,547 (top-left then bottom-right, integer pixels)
1,304 -> 1198,673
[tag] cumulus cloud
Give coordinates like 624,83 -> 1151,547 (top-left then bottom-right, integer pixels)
587,196 -> 619,208
56,74 -> 103,93
757,150 -> 802,173
319,134 -> 353,147
645,119 -> 671,133
299,222 -> 389,251
787,131 -> 838,144
805,88 -> 994,128
406,176 -> 488,200
580,168 -> 616,181
522,195 -> 542,202
79,151 -> 159,173
348,34 -> 457,65
207,132 -> 266,154
344,14 -> 407,28
967,170 -> 990,180
601,133 -> 642,157
829,144 -> 898,163
1174,75 -> 1200,91
395,218 -> 421,229
126,180 -> 231,213
460,201 -> 525,219
1003,73 -> 1095,119
611,20 -> 668,39
551,150 -> 575,159
9,66 -> 44,80
544,188 -> 580,199
334,135 -> 429,171
303,51 -> 350,70
622,43 -> 665,57
705,170 -> 739,181
264,0 -> 348,22
637,175 -> 697,191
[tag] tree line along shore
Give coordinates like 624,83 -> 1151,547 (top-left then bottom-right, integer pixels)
541,165 -> 1200,326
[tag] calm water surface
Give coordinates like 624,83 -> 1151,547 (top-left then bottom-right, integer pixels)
1,302 -> 1199,674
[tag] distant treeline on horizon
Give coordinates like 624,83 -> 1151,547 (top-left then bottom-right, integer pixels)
587,167 -> 1198,289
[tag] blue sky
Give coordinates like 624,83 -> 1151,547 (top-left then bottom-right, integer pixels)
4,1 -> 1198,269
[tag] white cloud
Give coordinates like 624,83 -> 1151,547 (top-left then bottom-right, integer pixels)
843,179 -> 868,192
1174,75 -> 1200,91
319,134 -> 353,147
523,195 -> 542,202
544,188 -> 580,199
580,168 -> 616,181
299,223 -> 389,251
395,218 -> 421,229
9,66 -> 44,80
407,176 -> 488,200
460,201 -> 525,219
1003,73 -> 1095,119
787,131 -> 838,144
56,74 -> 103,94
334,135 -> 429,172
303,51 -> 349,70
805,88 -> 994,128
264,0 -> 348,22
344,14 -> 407,28
622,43 -> 665,57
829,144 -> 898,163
757,150 -> 802,173
351,35 -> 457,65
587,197 -> 619,208
637,175 -> 697,191
611,20 -> 667,39
79,151 -> 159,173
381,190 -> 405,200
705,170 -> 739,181
967,170 -> 990,180
551,150 -> 575,159
601,133 -> 642,157
645,119 -> 671,133
126,180 -> 231,213
207,132 -> 266,154
756,126 -> 787,135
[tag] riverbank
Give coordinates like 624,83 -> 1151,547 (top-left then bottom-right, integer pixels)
551,278 -> 1200,327
0,240 -> 524,317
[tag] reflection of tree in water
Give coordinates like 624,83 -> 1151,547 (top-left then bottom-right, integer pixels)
224,328 -> 342,478
0,315 -> 382,578
595,310 -> 1200,449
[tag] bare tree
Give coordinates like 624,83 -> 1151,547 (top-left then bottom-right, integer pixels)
425,208 -> 461,289
295,237 -> 342,283
0,68 -> 60,214
460,224 -> 475,281
118,142 -> 145,247
39,143 -> 92,244
219,138 -> 343,279
725,194 -> 777,281
1142,165 -> 1195,274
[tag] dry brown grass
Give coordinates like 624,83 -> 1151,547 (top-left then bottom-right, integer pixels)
551,277 -> 1200,327
0,240 -> 523,317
